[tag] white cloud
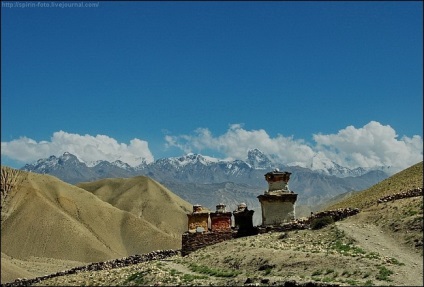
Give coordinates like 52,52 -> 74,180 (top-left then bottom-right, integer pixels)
165,123 -> 316,163
313,121 -> 423,171
2,121 -> 422,174
165,121 -> 423,174
1,131 -> 154,166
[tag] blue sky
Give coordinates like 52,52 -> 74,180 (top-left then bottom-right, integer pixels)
1,1 -> 423,172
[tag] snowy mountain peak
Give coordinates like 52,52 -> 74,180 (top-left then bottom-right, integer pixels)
310,153 -> 336,170
111,160 -> 132,170
309,153 -> 367,178
246,149 -> 272,169
24,155 -> 60,173
86,160 -> 103,167
170,153 -> 219,167
60,152 -> 78,161
22,152 -> 85,173
36,155 -> 58,164
57,152 -> 84,165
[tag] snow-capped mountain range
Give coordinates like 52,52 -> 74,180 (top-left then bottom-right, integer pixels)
21,149 -> 389,220
287,152 -> 377,178
23,149 -> 389,181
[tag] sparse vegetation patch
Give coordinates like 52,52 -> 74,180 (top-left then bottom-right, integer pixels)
376,265 -> 394,282
188,263 -> 241,277
310,216 -> 334,230
124,271 -> 146,285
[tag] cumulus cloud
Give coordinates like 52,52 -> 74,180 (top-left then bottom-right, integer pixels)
1,131 -> 154,166
165,121 -> 423,174
313,121 -> 423,171
2,121 -> 422,174
165,123 -> 316,163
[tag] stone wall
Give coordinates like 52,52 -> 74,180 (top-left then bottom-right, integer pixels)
310,207 -> 360,221
257,207 -> 360,233
181,230 -> 236,256
377,187 -> 423,204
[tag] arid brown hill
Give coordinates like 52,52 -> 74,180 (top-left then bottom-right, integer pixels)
1,166 -> 192,284
77,176 -> 193,238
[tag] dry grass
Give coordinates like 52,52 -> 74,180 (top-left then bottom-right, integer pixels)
324,161 -> 423,210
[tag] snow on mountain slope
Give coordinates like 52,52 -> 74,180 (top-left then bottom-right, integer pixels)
22,149 -> 391,180
246,148 -> 273,169
19,150 -> 390,212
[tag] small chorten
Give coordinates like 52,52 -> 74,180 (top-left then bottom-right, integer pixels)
210,203 -> 232,232
233,203 -> 256,236
187,204 -> 209,233
257,169 -> 298,226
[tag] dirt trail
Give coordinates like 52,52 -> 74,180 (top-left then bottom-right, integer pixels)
159,259 -> 198,275
336,216 -> 423,286
158,259 -> 224,284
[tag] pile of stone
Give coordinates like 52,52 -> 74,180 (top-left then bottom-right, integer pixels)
257,207 -> 360,234
377,187 -> 423,204
181,230 -> 235,256
257,221 -> 308,233
309,207 -> 360,222
2,249 -> 179,287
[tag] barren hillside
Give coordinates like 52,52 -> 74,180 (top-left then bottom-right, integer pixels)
77,176 -> 192,238
1,167 -> 192,284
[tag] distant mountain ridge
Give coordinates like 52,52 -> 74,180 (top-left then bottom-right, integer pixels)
22,149 -> 388,182
21,150 -> 389,221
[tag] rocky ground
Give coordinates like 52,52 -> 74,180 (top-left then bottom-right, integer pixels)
29,203 -> 422,286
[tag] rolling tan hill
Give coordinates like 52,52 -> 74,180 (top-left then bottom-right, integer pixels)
1,166 -> 193,284
76,176 -> 192,238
